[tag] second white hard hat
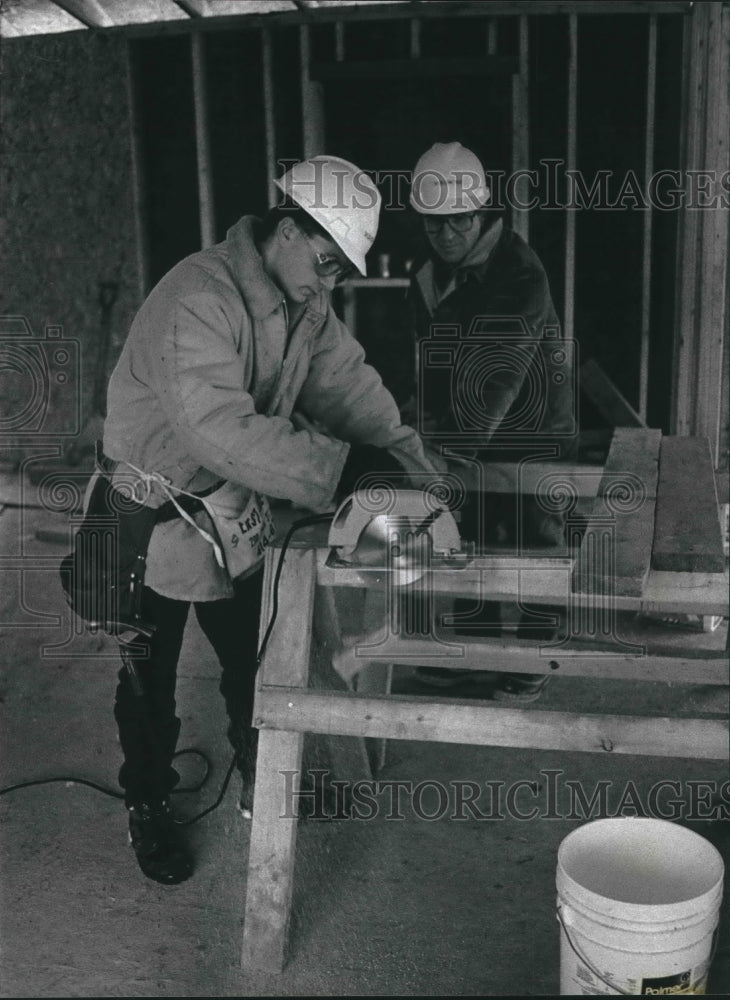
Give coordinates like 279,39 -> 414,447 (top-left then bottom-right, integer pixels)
274,156 -> 381,275
410,142 -> 490,215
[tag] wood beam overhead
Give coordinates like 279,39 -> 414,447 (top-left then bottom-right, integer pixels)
0,0 -> 86,36
175,0 -> 296,15
0,1 -> 693,41
54,1 -> 114,28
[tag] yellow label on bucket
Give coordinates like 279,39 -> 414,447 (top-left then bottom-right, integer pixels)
641,971 -> 699,994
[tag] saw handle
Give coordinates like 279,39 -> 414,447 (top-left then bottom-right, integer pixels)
413,508 -> 443,537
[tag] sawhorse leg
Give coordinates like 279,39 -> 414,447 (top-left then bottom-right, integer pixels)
353,588 -> 395,774
355,661 -> 393,774
241,546 -> 317,973
240,729 -> 303,973
312,584 -> 373,781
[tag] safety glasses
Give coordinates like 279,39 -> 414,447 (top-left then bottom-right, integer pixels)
299,229 -> 354,284
423,212 -> 479,234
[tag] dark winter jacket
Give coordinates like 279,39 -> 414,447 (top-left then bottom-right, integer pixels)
408,220 -> 577,461
407,219 -> 578,546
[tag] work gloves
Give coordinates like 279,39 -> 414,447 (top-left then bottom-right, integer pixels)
336,444 -> 407,500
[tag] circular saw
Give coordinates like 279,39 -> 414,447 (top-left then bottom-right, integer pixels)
326,488 -> 471,585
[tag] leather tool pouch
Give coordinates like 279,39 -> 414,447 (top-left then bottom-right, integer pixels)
59,459 -> 158,640
60,444 -> 226,640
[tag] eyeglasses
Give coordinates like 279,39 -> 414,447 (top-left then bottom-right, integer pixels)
423,212 -> 479,234
299,229 -> 354,284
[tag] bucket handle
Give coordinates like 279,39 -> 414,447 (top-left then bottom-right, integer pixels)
556,904 -> 633,995
557,904 -> 720,997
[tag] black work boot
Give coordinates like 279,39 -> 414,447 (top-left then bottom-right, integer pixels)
128,799 -> 193,885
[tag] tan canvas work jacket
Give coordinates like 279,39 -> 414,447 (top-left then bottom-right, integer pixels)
103,216 -> 442,600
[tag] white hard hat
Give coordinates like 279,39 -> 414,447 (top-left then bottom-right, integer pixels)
274,156 -> 381,275
410,142 -> 490,215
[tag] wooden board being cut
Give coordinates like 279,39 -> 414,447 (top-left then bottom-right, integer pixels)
573,427 -> 661,597
652,436 -> 726,573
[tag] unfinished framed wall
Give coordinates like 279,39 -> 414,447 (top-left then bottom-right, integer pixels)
2,1 -> 726,474
119,1 -> 728,476
671,1 -> 730,471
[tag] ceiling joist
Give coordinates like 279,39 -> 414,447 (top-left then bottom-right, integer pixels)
0,0 -> 693,39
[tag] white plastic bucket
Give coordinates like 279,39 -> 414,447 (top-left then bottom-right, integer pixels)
556,817 -> 724,995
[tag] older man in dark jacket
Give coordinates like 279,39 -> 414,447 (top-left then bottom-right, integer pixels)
405,142 -> 578,697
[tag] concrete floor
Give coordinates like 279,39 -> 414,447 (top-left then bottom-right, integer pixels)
1,468 -> 729,997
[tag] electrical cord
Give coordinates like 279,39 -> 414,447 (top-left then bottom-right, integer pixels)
255,512 -> 335,669
170,511 -> 335,828
0,748 -> 211,802
0,511 -> 335,826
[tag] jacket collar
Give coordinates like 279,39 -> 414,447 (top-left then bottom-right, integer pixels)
415,217 -> 505,314
226,215 -> 327,323
454,215 -> 504,277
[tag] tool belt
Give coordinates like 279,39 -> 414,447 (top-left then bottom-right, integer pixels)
59,445 -> 223,642
153,481 -> 223,524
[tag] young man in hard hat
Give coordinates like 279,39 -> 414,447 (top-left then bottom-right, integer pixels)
405,141 -> 577,698
101,155 -> 441,885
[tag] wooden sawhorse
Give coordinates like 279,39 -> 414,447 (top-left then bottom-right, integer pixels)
240,429 -> 729,973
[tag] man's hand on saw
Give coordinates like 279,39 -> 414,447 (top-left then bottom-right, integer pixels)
336,444 -> 407,500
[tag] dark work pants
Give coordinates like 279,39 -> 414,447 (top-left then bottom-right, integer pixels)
114,569 -> 264,807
